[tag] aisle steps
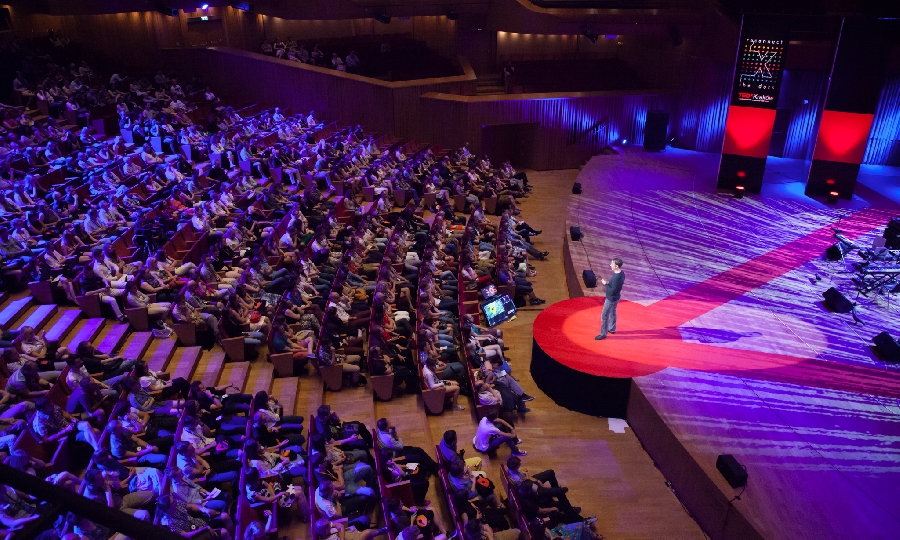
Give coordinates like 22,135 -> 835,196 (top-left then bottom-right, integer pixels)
121,332 -> 154,360
0,297 -> 34,330
271,377 -> 300,417
14,304 -> 58,332
45,310 -> 82,343
246,364 -> 274,397
63,318 -> 105,350
222,361 -> 251,393
198,351 -> 227,388
146,338 -> 178,372
171,346 -> 203,381
95,323 -> 131,355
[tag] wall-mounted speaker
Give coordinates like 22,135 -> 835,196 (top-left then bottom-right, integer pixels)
570,227 -> 582,241
582,270 -> 597,288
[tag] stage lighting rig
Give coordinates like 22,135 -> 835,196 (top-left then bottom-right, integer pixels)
374,13 -> 391,24
582,29 -> 599,43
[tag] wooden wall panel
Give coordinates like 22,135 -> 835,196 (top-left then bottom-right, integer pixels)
419,92 -> 671,170
496,32 -> 619,61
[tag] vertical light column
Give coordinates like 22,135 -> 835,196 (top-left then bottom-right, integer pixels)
716,16 -> 788,193
805,18 -> 895,199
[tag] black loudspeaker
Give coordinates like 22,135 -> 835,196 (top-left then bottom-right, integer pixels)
572,182 -> 582,194
570,227 -> 582,241
825,243 -> 849,261
873,332 -> 900,362
582,270 -> 597,288
716,454 -> 747,488
884,218 -> 900,250
644,110 -> 669,152
823,287 -> 854,313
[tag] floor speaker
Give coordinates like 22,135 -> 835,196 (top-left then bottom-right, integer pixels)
823,287 -> 853,313
644,111 -> 669,152
582,270 -> 597,288
716,454 -> 747,488
873,332 -> 900,362
825,243 -> 849,261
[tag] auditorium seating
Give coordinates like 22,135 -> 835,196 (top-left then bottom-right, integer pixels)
0,31 -> 567,540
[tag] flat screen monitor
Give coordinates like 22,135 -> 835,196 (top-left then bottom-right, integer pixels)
481,294 -> 517,327
480,284 -> 498,299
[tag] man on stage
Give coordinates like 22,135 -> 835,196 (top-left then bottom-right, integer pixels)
595,257 -> 625,341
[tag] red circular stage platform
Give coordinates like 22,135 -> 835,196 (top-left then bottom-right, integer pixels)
530,295 -> 900,417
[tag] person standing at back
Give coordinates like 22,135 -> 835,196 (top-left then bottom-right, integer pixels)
595,257 -> 625,340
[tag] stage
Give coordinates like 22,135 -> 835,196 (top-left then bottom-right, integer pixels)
530,147 -> 900,540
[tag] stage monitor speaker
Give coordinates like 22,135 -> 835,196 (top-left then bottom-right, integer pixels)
716,454 -> 747,488
572,182 -> 582,194
582,270 -> 597,288
823,287 -> 853,313
873,332 -> 900,362
825,243 -> 849,261
570,227 -> 582,241
884,218 -> 900,250
644,111 -> 669,152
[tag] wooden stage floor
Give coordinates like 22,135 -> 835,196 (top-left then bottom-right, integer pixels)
555,147 -> 900,539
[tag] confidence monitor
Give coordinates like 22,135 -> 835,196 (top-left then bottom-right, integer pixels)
480,284 -> 498,299
481,294 -> 517,327
644,111 -> 669,152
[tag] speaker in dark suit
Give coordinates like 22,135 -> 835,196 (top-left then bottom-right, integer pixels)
873,332 -> 900,362
644,111 -> 669,152
823,287 -> 853,313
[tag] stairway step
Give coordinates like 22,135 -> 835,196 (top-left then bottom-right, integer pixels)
95,323 -> 131,355
247,364 -> 274,396
121,331 -> 153,360
271,377 -> 300,418
63,318 -> 106,351
200,352 -> 227,389
14,304 -> 58,332
0,297 -> 34,331
224,361 -> 251,393
45,310 -> 82,343
171,346 -> 203,381
146,338 -> 178,372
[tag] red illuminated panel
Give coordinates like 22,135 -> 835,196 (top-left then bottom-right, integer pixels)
812,110 -> 874,164
722,106 -> 777,158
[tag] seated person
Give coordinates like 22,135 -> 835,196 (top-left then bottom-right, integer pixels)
156,492 -> 235,538
315,480 -> 371,531
473,412 -> 525,457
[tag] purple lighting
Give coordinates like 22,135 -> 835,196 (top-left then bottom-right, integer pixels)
201,3 -> 209,9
